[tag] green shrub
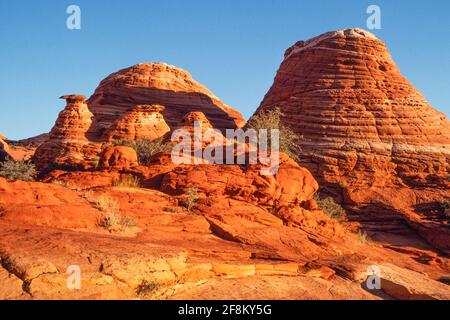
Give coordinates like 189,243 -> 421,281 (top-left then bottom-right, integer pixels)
246,107 -> 301,161
113,175 -> 141,188
358,230 -> 371,244
439,275 -> 450,286
0,158 -> 36,182
312,193 -> 347,222
114,138 -> 171,166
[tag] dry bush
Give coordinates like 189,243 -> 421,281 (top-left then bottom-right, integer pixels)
312,193 -> 347,222
94,196 -> 136,230
358,230 -> 371,244
246,107 -> 301,161
185,187 -> 199,213
441,199 -> 450,219
51,179 -> 73,189
136,280 -> 161,297
0,158 -> 36,182
113,175 -> 141,188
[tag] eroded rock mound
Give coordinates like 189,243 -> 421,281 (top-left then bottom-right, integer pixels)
104,104 -> 170,142
99,146 -> 138,171
88,63 -> 246,133
33,95 -> 101,170
256,28 -> 450,252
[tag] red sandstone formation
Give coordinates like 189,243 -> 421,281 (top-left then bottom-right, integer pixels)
104,104 -> 170,142
99,146 -> 138,171
88,63 -> 246,133
33,95 -> 101,170
256,28 -> 450,252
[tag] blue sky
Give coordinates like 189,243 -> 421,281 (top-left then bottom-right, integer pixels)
0,0 -> 449,140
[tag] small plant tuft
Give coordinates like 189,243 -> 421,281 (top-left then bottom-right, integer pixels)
312,193 -> 347,222
113,175 -> 141,188
51,179 -> 73,189
440,199 -> 450,219
164,207 -> 180,213
438,275 -> 450,286
0,158 -> 36,182
136,280 -> 161,297
358,230 -> 371,244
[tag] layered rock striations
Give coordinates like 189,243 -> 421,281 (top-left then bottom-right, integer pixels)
33,95 -> 100,170
256,28 -> 450,251
104,104 -> 170,142
88,63 -> 245,133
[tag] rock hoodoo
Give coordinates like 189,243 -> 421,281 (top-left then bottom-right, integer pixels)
256,28 -> 450,251
88,63 -> 246,133
33,95 -> 100,169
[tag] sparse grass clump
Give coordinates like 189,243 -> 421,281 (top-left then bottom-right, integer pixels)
185,187 -> 199,213
0,158 -> 36,182
114,138 -> 171,166
440,199 -> 450,219
312,193 -> 347,222
246,107 -> 301,161
439,275 -> 450,286
136,280 -> 161,297
113,175 -> 141,188
94,196 -> 136,230
358,230 -> 371,244
51,179 -> 73,189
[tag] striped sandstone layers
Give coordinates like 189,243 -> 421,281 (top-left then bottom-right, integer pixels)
104,104 -> 170,142
88,63 -> 245,134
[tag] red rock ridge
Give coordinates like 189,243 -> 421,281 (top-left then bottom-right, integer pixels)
104,104 -> 170,142
88,63 -> 246,134
256,28 -> 450,252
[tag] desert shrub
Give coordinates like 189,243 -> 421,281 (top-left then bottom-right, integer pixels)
312,193 -> 347,222
113,175 -> 141,188
114,138 -> 171,166
164,207 -> 180,213
440,199 -> 450,219
439,275 -> 450,286
358,230 -> 371,244
246,107 -> 301,161
185,187 -> 199,213
94,196 -> 136,230
51,179 -> 73,189
136,280 -> 161,297
0,158 -> 36,182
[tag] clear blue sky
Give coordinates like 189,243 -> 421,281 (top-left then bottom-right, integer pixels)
1,0 -> 449,140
